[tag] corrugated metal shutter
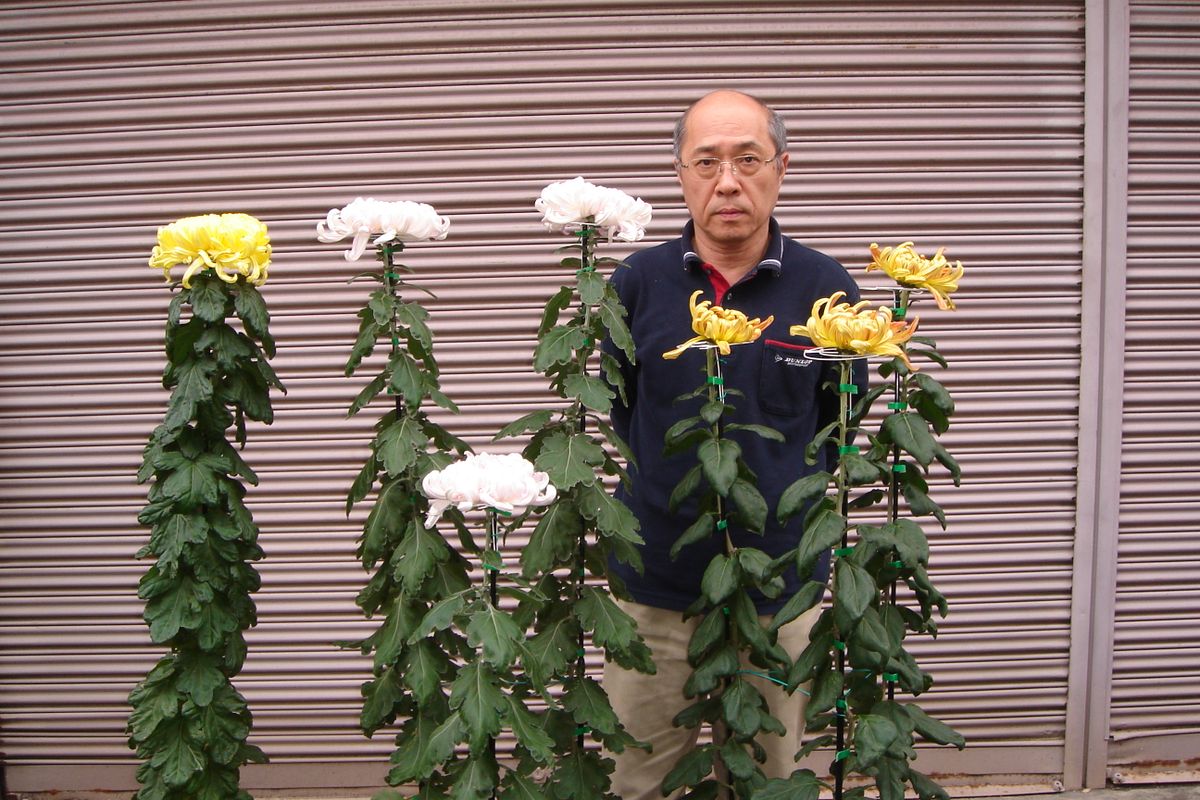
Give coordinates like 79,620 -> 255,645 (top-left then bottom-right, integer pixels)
0,1 -> 1087,793
1107,0 -> 1200,783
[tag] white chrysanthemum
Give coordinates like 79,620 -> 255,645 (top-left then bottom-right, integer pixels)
535,177 -> 652,243
316,197 -> 450,261
421,452 -> 556,528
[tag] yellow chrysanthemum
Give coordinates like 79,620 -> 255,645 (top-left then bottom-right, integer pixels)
149,213 -> 272,288
867,241 -> 963,311
790,291 -> 919,368
663,290 -> 774,359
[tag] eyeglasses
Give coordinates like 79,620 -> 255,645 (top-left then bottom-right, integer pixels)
677,154 -> 778,180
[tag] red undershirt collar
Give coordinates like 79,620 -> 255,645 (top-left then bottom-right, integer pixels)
701,263 -> 733,305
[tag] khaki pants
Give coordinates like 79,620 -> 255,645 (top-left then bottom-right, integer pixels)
603,598 -> 821,800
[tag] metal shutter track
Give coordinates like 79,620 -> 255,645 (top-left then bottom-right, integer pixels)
1107,0 -> 1200,781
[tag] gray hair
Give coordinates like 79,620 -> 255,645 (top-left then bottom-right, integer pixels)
672,91 -> 788,160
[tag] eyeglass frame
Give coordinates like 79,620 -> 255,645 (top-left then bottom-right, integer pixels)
675,153 -> 781,179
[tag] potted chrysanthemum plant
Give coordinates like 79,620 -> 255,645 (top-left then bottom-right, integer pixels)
657,292 -> 818,799
316,198 -> 478,791
490,177 -> 657,797
776,242 -> 966,800
129,213 -> 284,800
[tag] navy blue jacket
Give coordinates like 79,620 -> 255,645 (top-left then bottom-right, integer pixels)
606,220 -> 867,613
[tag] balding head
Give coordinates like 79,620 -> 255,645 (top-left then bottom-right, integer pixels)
673,90 -> 788,160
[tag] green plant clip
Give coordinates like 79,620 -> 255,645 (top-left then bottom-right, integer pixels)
708,376 -> 724,386
887,401 -> 907,410
835,748 -> 853,761
833,547 -> 853,558
838,383 -> 859,394
716,519 -> 728,531
839,445 -> 860,455
892,463 -> 907,473
833,640 -> 846,651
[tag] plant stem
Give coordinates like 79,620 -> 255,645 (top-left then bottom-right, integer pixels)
833,359 -> 853,800
383,242 -> 404,416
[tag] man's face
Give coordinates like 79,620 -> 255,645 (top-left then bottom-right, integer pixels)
675,93 -> 788,252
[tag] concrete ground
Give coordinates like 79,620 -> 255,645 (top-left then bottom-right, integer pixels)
976,787 -> 1200,800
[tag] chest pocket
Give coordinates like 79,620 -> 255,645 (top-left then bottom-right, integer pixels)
758,339 -> 822,417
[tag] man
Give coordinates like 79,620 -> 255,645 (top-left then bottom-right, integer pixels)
602,90 -> 867,798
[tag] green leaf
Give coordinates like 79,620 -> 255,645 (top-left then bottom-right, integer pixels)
832,559 -> 876,634
687,608 -> 727,665
409,593 -> 467,642
493,409 -> 554,441
503,695 -> 555,763
719,738 -> 759,781
402,639 -> 445,703
346,458 -> 378,514
889,518 -> 929,567
564,372 -> 615,413
562,676 -> 619,735
880,411 -> 936,467
685,643 -> 740,697
466,603 -> 524,669
805,667 -> 842,725
578,482 -> 642,544
164,359 -> 216,429
777,471 -> 832,524
147,717 -> 205,786
670,463 -> 704,513
795,499 -> 845,576
539,285 -> 574,335
392,524 -> 449,592
728,591 -> 773,662
535,431 -> 605,489
577,586 -> 637,651
232,282 -> 271,342
721,677 -> 765,738
843,453 -> 886,486
521,501 -> 583,577
577,268 -> 606,306
550,750 -> 613,800
700,553 -> 739,605
360,666 -> 405,734
395,302 -> 434,352
387,713 -> 439,783
389,351 -> 427,406
902,480 -> 947,529
931,439 -> 962,485
598,296 -> 635,361
662,746 -> 714,794
345,310 -> 381,377
906,703 -> 965,748
671,513 -> 715,561
533,324 -> 588,372
789,630 -> 833,688
805,419 -> 839,465
145,576 -> 205,642
855,714 -> 900,768
376,414 -> 429,477
698,437 -> 740,496
750,772 -> 822,800
729,479 -> 768,533
724,422 -> 785,442
499,772 -> 550,800
770,580 -> 825,633
188,275 -> 228,323
451,751 -> 499,799
523,615 -> 577,687
348,374 -> 388,417
449,662 -> 506,751
909,769 -> 953,800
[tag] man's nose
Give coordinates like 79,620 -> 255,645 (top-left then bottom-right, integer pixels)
714,162 -> 741,191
